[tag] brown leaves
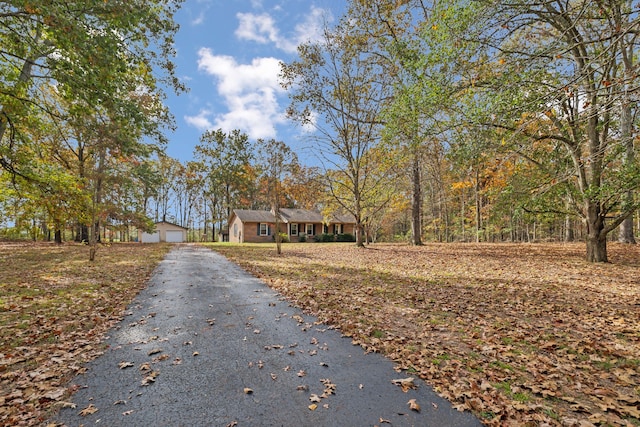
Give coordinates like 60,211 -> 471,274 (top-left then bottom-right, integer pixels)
212,242 -> 640,426
391,377 -> 417,392
141,370 -> 159,386
407,399 -> 420,412
78,404 -> 98,416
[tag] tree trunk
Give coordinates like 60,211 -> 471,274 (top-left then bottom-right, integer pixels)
564,214 -> 574,242
76,224 -> 89,242
585,201 -> 608,263
619,210 -> 636,244
618,34 -> 636,244
54,229 -> 62,244
474,169 -> 481,243
275,214 -> 282,255
355,221 -> 365,247
411,153 -> 423,245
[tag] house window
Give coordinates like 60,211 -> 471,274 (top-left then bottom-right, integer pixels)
306,223 -> 314,235
290,223 -> 298,236
233,224 -> 238,237
259,223 -> 268,236
334,224 -> 343,234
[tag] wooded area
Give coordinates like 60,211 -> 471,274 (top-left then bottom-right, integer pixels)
0,0 -> 638,262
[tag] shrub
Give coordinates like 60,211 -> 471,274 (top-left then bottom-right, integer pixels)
320,233 -> 335,242
336,233 -> 355,242
298,233 -> 306,242
273,233 -> 289,243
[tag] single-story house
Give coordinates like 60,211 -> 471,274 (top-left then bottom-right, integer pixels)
139,221 -> 188,243
228,208 -> 356,243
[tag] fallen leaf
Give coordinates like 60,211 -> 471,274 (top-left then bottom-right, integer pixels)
392,377 -> 417,392
309,394 -> 322,403
244,388 -> 253,394
408,399 -> 421,412
153,354 -> 170,362
141,370 -> 159,386
148,348 -> 162,356
297,370 -> 306,377
122,410 -> 134,415
270,373 -> 277,380
192,351 -> 199,356
78,404 -> 98,416
139,362 -> 151,371
42,388 -> 66,400
118,361 -> 134,369
308,404 -> 317,411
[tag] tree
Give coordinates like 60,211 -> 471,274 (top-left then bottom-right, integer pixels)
194,129 -> 254,239
257,139 -> 299,254
427,0 -> 640,262
345,0 -> 429,246
0,0 -> 183,179
282,165 -> 324,210
280,21 -> 392,247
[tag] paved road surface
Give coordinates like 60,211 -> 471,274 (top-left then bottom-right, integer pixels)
54,245 -> 482,427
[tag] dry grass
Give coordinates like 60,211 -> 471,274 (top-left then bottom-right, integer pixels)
1,240 -> 638,426
208,241 -> 640,426
0,242 -> 172,426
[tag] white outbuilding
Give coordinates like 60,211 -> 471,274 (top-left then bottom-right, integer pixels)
139,221 -> 188,243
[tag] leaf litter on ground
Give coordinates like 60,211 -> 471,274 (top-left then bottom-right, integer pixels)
0,242 -> 172,426
209,242 -> 640,427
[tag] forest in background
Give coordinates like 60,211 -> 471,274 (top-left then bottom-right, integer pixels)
0,0 -> 638,262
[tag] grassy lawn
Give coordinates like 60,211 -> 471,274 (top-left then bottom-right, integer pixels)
1,241 -> 638,426
0,242 -> 172,426
207,241 -> 640,427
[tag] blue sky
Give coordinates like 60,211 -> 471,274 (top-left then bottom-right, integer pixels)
162,0 -> 344,165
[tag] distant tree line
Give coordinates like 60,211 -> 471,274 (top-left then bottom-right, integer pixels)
0,0 -> 637,263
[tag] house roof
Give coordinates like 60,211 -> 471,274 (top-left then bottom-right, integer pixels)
327,213 -> 356,224
232,209 -> 276,223
232,208 -> 355,225
279,208 -> 324,223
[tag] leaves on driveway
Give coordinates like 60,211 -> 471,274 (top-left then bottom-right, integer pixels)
212,242 -> 640,426
391,377 -> 417,392
0,243 -> 172,426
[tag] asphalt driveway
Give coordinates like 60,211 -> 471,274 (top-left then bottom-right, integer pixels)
53,245 -> 482,427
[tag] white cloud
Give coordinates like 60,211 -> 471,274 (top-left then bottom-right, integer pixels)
235,6 -> 330,54
191,11 -> 205,26
184,109 -> 213,130
235,12 -> 279,46
187,47 -> 287,139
